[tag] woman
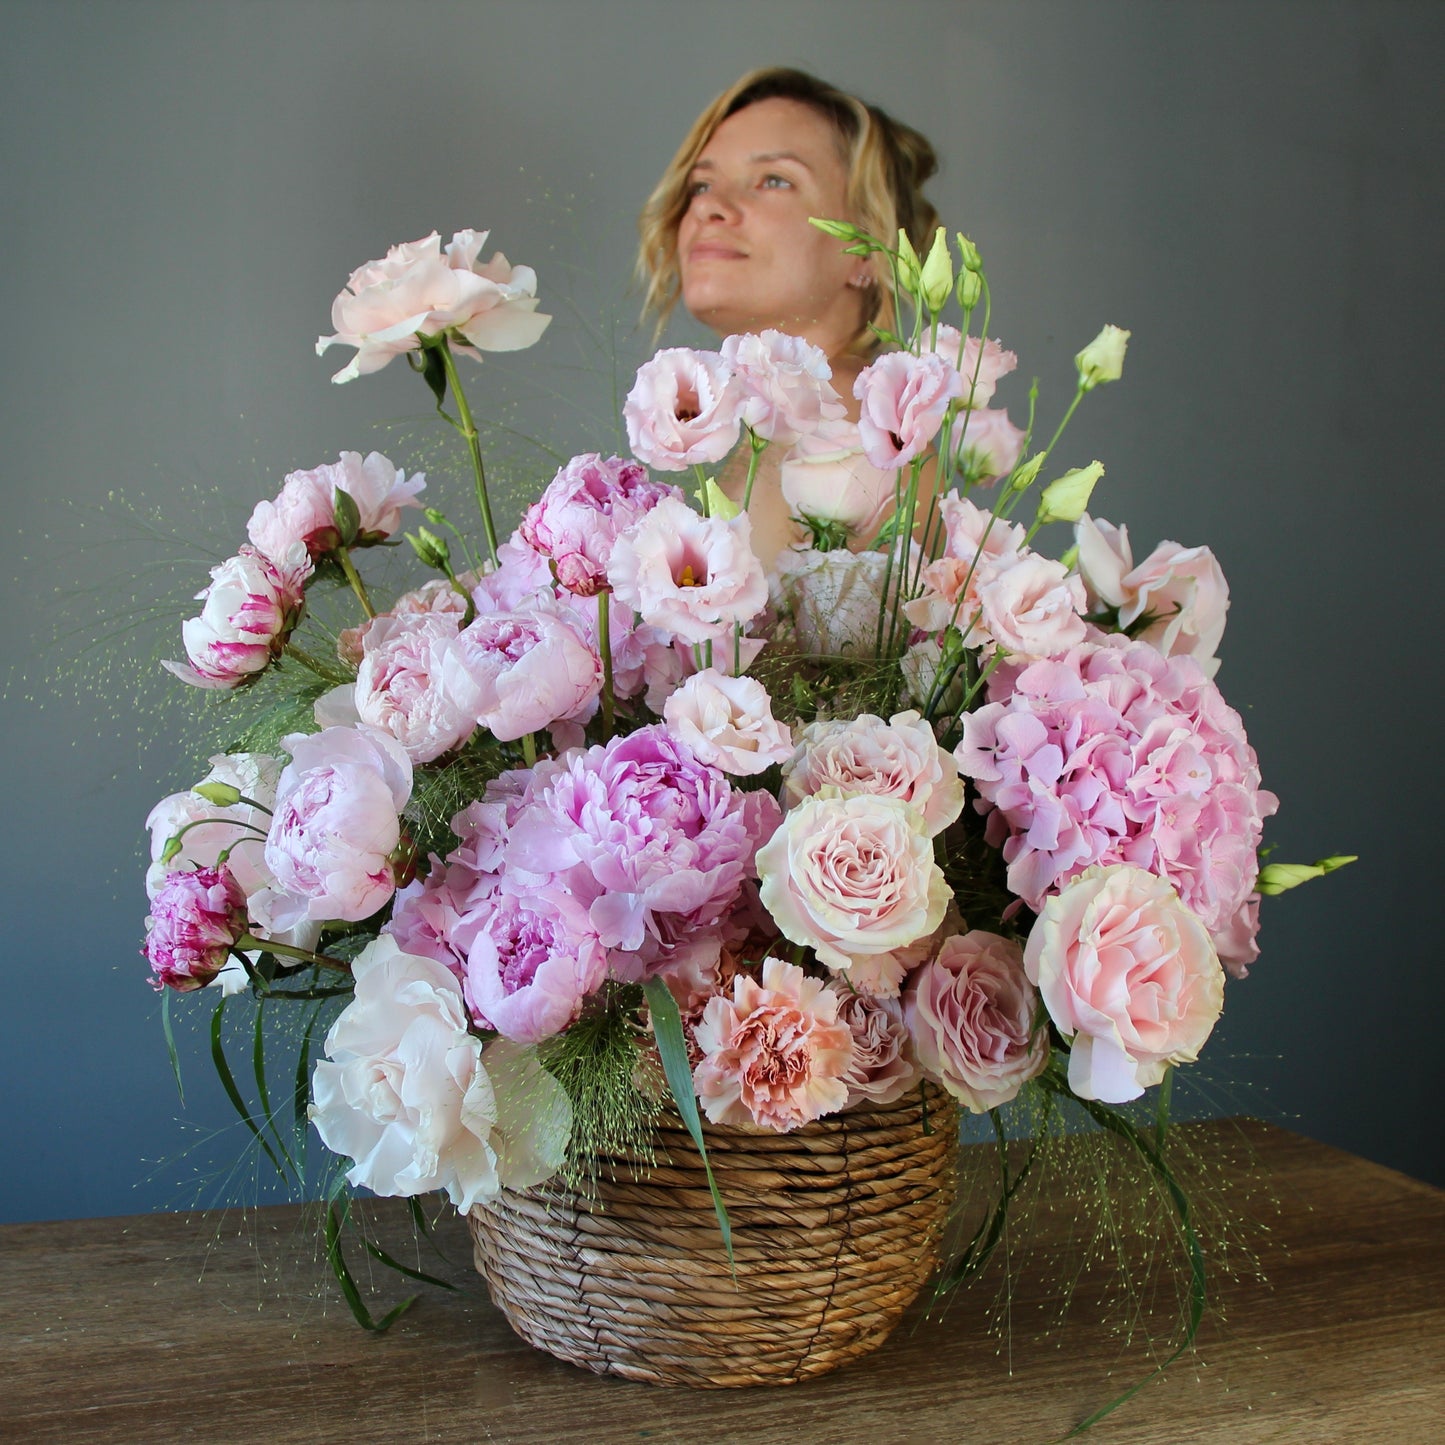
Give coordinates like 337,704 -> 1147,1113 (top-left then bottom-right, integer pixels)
637,68 -> 944,565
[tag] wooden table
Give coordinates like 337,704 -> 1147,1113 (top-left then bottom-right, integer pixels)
4,1120 -> 1441,1443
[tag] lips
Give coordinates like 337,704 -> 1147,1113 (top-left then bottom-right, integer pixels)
687,240 -> 747,262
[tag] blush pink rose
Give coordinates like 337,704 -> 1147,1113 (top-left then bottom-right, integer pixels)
719,330 -> 845,444
975,552 -> 1088,659
853,351 -> 964,469
692,956 -> 855,1131
662,669 -> 792,776
1024,864 -> 1224,1103
833,990 -> 920,1108
623,348 -> 743,470
923,326 -> 1019,409
955,407 -> 1026,485
904,930 -> 1048,1112
756,793 -> 951,971
353,613 -> 474,763
779,418 -> 898,539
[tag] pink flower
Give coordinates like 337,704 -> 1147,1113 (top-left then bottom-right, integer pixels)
519,453 -> 681,597
940,492 -> 1024,567
1024,865 -> 1224,1102
353,613 -> 473,763
756,793 -> 950,971
923,326 -> 1018,409
692,957 -> 855,1131
954,407 -> 1026,485
316,229 -> 550,383
143,865 -> 249,991
663,669 -> 793,776
337,577 -> 471,668
719,330 -> 845,444
834,991 -> 919,1108
853,351 -> 964,469
163,544 -> 311,690
975,552 -> 1087,659
779,418 -> 898,539
623,348 -> 743,470
782,710 -> 965,837
904,931 -> 1048,1112
607,498 -> 767,645
247,451 -> 425,563
263,726 -> 413,928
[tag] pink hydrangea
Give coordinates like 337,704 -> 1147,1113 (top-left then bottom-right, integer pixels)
144,866 -> 249,991
718,330 -> 845,444
692,957 -> 855,1131
853,351 -> 964,469
623,348 -> 743,470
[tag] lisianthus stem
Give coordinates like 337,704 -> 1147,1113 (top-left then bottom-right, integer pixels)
597,592 -> 615,738
235,935 -> 350,973
336,548 -> 376,618
741,430 -> 768,511
522,732 -> 537,767
437,342 -> 499,567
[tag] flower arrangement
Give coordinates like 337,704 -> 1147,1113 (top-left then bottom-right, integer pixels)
141,220 -> 1350,1396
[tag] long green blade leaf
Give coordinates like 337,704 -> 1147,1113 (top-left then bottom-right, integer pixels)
323,1184 -> 417,1332
361,1237 -> 458,1292
209,997 -> 285,1178
252,994 -> 296,1180
161,988 -> 184,1106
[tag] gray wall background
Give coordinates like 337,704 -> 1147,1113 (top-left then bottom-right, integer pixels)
3,0 -> 1440,1222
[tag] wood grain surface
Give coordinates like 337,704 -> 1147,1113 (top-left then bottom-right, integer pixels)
3,1119 -> 1441,1444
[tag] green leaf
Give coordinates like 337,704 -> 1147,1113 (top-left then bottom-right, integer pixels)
642,978 -> 734,1271
210,997 -> 285,1178
332,487 -> 361,548
294,1003 -> 321,1139
419,344 -> 449,409
253,996 -> 297,1178
324,1180 -> 418,1332
161,988 -> 184,1106
361,1236 -> 459,1292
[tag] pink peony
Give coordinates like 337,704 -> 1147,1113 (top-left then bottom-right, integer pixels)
519,453 -> 680,597
718,330 -> 845,444
1024,865 -> 1224,1103
607,498 -> 767,645
923,326 -> 1018,409
954,407 -> 1026,485
853,351 -> 964,469
247,451 -> 425,564
779,418 -> 898,539
692,957 -> 855,1131
316,229 -> 550,383
623,348 -> 743,470
338,576 -> 471,668
834,991 -> 919,1108
904,930 -> 1048,1112
143,865 -> 249,991
662,669 -> 793,776
163,544 -> 310,690
354,613 -> 474,763
756,793 -> 950,971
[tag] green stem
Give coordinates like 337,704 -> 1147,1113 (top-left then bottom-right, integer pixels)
437,342 -> 499,567
597,592 -> 615,739
522,732 -> 537,767
741,430 -> 768,511
335,548 -> 375,619
235,935 -> 351,973
285,642 -> 339,678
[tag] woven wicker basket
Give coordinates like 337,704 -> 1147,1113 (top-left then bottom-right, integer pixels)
467,1083 -> 958,1387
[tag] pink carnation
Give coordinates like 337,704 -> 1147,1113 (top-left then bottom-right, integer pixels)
853,351 -> 964,469
624,348 -> 743,471
143,866 -> 249,992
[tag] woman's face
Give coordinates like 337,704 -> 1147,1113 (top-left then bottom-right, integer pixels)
677,97 -> 866,354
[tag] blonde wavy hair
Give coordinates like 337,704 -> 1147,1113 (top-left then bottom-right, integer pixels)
637,67 -> 941,354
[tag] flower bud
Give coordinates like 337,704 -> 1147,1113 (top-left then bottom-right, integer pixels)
1037,461 -> 1105,525
407,527 -> 451,571
955,232 -> 983,273
699,477 -> 742,521
1007,453 -> 1046,493
956,269 -> 983,310
1256,855 -> 1357,896
332,486 -> 361,547
809,216 -> 864,240
896,229 -> 922,293
919,227 -> 954,314
193,781 -> 243,808
1075,324 -> 1131,391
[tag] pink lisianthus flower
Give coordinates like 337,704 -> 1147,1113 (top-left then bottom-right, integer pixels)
853,351 -> 964,469
692,957 -> 855,1132
519,453 -> 681,597
607,497 -> 767,645
954,407 -> 1026,485
143,865 -> 249,991
247,451 -> 425,564
922,326 -> 1019,410
940,492 -> 1025,567
718,330 -> 846,444
904,930 -> 1048,1113
263,726 -> 413,929
833,990 -> 919,1108
353,613 -> 474,763
662,669 -> 793,776
782,710 -> 965,837
623,348 -> 743,470
779,418 -> 898,541
163,544 -> 310,690
316,229 -> 550,383
1024,865 -> 1224,1103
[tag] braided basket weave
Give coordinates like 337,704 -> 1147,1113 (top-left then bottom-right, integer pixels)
467,1083 -> 958,1387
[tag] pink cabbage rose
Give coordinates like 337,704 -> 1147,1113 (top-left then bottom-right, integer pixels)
143,865 -> 249,992
923,326 -> 1019,409
662,669 -> 792,776
834,991 -> 919,1108
853,351 -> 964,469
904,930 -> 1048,1112
779,418 -> 898,539
719,330 -> 845,444
782,710 -> 965,837
1024,865 -> 1224,1103
607,498 -> 767,645
976,552 -> 1088,659
955,407 -> 1026,485
756,793 -> 950,971
354,613 -> 474,763
263,726 -> 413,927
310,936 -> 570,1209
316,229 -> 550,383
692,957 -> 855,1131
623,348 -> 743,470
163,544 -> 310,689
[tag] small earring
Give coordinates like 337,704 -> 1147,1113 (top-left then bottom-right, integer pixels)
848,273 -> 873,289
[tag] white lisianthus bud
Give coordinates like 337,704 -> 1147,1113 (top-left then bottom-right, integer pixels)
956,269 -> 983,310
192,781 -> 244,808
809,216 -> 864,240
1037,462 -> 1105,525
896,228 -> 922,293
1007,452 -> 1047,493
1256,856 -> 1357,896
955,232 -> 983,273
1075,325 -> 1131,391
919,227 -> 954,314
407,526 -> 451,571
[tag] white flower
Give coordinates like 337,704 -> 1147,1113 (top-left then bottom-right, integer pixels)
1075,324 -> 1131,391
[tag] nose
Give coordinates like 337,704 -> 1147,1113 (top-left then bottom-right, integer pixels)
697,182 -> 741,224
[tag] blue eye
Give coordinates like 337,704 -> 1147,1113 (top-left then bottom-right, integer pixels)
762,175 -> 791,189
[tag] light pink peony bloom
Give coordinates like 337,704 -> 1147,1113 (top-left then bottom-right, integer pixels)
143,866 -> 249,992
316,230 -> 550,383
834,990 -> 919,1108
263,726 -> 413,928
904,930 -> 1048,1112
163,544 -> 310,689
338,576 -> 471,668
756,793 -> 950,971
247,451 -> 425,564
976,552 -> 1088,659
782,711 -> 964,837
853,351 -> 964,469
923,326 -> 1019,410
310,936 -> 570,1209
719,330 -> 846,444
623,348 -> 743,470
779,418 -> 898,539
955,407 -> 1026,485
692,957 -> 855,1131
354,613 -> 474,763
1024,865 -> 1224,1103
1075,516 -> 1230,677
519,453 -> 680,597
662,670 -> 793,776
607,498 -> 767,645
